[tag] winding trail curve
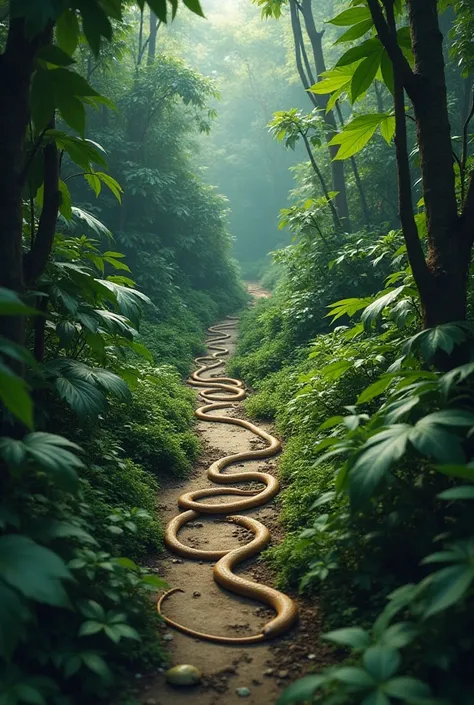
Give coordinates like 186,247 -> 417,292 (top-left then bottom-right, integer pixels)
157,319 -> 298,644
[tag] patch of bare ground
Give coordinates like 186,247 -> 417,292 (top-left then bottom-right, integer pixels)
136,315 -> 335,705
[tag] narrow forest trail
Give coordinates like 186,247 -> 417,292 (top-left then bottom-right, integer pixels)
141,289 -> 331,705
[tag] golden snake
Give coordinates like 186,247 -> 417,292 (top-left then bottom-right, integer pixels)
157,319 -> 298,644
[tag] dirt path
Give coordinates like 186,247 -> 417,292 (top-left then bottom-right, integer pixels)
245,281 -> 271,300
140,307 -> 332,705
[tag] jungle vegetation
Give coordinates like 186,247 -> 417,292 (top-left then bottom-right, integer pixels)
1,0 -> 474,704
0,1 -> 245,702
229,0 -> 474,702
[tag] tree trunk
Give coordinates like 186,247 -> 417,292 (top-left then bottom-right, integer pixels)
406,0 -> 467,326
0,20 -> 40,347
289,0 -> 318,108
299,0 -> 350,228
367,0 -> 472,333
137,9 -> 144,66
422,266 -> 468,327
147,11 -> 158,65
24,116 -> 60,287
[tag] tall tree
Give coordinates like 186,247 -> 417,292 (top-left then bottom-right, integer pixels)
315,0 -> 474,330
255,0 -> 375,228
147,10 -> 159,65
367,0 -> 474,327
0,0 -> 204,349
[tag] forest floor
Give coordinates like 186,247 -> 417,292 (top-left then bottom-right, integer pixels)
139,288 -> 333,705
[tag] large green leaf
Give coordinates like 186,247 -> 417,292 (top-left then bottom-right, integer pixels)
0,288 -> 38,316
361,286 -> 406,328
71,207 -> 112,237
326,296 -> 373,322
350,49 -> 383,102
440,362 -> 474,395
50,67 -> 100,98
424,564 -> 474,617
420,409 -> 474,427
333,666 -> 375,687
336,39 -> 381,67
0,582 -> 28,658
309,66 -> 355,95
146,0 -> 168,21
22,432 -> 83,491
438,486 -> 474,500
48,132 -> 108,171
357,377 -> 392,404
0,535 -> 72,607
56,376 -> 106,418
56,9 -> 80,55
93,309 -> 137,337
383,677 -> 431,699
276,675 -> 328,705
380,49 -> 394,94
323,627 -> 370,650
335,19 -> 374,44
91,368 -> 131,402
350,425 -> 412,507
0,363 -> 33,429
377,622 -> 418,649
37,44 -> 75,67
329,7 -> 372,26
95,172 -> 123,202
379,115 -> 395,144
56,93 -> 86,136
182,0 -> 205,16
98,280 -> 150,322
78,0 -> 113,55
408,425 -> 465,464
435,463 -> 474,481
406,324 -> 468,362
363,646 -> 401,681
329,114 -> 394,160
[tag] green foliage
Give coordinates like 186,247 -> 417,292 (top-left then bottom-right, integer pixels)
103,366 -> 199,478
234,191 -> 474,701
0,1 -> 247,700
328,113 -> 396,160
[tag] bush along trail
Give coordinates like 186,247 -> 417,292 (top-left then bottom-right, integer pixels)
140,310 -> 331,705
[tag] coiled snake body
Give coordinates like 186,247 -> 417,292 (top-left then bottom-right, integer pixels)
157,319 -> 298,644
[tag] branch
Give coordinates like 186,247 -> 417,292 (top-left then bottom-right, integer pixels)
385,0 -> 429,288
137,7 -> 144,67
137,36 -> 150,66
64,171 -> 95,182
335,102 -> 371,226
289,0 -> 319,108
300,130 -> 342,231
366,0 -> 417,99
20,125 -> 48,185
299,26 -> 316,86
23,116 -> 60,286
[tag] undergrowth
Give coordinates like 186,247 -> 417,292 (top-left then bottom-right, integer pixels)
233,225 -> 474,703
